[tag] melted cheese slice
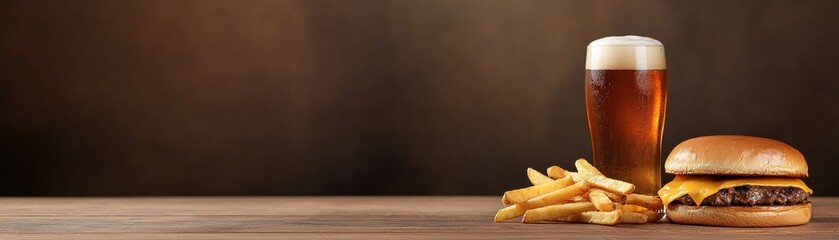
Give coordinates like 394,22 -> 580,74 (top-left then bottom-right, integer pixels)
658,175 -> 813,206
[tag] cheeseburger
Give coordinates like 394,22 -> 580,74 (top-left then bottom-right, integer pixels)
658,135 -> 813,227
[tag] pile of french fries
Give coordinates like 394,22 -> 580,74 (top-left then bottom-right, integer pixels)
494,159 -> 663,225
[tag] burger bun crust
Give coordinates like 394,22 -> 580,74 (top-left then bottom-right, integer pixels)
665,135 -> 808,177
666,203 -> 811,227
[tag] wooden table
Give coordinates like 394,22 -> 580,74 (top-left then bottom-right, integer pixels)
0,197 -> 835,239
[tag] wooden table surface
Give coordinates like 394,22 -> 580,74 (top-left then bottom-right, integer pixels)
0,196 -> 836,239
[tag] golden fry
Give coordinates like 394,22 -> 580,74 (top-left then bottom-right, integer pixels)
570,172 -> 635,195
621,211 -> 648,224
568,196 -> 588,202
644,210 -> 664,223
527,168 -> 554,186
574,158 -> 604,176
586,189 -> 614,211
522,202 -> 596,223
580,210 -> 622,225
618,203 -> 662,222
557,210 -> 623,225
601,190 -> 626,203
618,204 -> 649,213
524,181 -> 589,208
546,165 -> 567,179
502,176 -> 574,205
626,194 -> 663,211
494,204 -> 527,222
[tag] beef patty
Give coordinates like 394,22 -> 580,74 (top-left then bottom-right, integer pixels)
673,185 -> 809,206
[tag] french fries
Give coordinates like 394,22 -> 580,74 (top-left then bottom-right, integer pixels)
557,210 -> 623,225
546,165 -> 567,179
626,194 -> 664,211
617,204 -> 663,223
495,158 -> 660,226
502,176 -> 574,205
522,202 -> 596,223
618,203 -> 649,213
621,211 -> 649,224
496,181 -> 588,222
494,204 -> 527,222
568,196 -> 588,202
575,158 -> 604,176
527,168 -> 554,186
570,172 -> 635,195
555,163 -> 634,195
524,181 -> 589,208
586,189 -> 614,211
601,190 -> 627,203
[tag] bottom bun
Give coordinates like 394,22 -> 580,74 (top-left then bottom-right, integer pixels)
666,203 -> 811,227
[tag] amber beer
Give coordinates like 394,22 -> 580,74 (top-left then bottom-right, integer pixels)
584,36 -> 667,195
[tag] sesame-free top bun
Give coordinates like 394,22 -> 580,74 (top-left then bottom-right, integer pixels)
665,135 -> 808,177
666,203 -> 811,227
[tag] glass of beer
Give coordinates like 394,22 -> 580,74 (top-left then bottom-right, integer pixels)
584,36 -> 667,195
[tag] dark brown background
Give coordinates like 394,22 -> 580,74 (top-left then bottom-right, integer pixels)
1,0 -> 837,196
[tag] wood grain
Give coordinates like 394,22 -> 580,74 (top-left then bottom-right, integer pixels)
0,197 -> 836,239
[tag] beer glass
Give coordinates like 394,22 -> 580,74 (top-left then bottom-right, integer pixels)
584,36 -> 667,195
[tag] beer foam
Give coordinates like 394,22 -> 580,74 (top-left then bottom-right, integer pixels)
586,35 -> 666,70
